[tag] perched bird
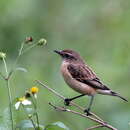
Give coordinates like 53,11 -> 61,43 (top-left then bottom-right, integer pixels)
54,49 -> 128,115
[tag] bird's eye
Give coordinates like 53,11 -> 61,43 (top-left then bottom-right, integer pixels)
65,54 -> 70,58
64,54 -> 75,59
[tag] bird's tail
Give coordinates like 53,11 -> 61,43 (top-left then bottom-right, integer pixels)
97,89 -> 128,102
111,91 -> 128,102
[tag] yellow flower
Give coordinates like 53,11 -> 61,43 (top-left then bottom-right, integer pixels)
30,86 -> 39,98
30,86 -> 39,94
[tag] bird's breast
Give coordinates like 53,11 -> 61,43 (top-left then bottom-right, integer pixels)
60,61 -> 96,95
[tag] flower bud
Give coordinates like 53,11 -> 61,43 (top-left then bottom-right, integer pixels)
30,86 -> 39,94
0,52 -> 6,59
37,38 -> 47,46
28,114 -> 32,118
25,37 -> 33,44
25,91 -> 31,98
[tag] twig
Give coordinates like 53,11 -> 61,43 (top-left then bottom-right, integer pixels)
36,80 -> 117,130
35,80 -> 103,121
86,124 -> 104,130
49,102 -> 117,130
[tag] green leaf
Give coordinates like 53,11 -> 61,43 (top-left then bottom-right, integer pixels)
0,107 -> 12,130
16,120 -> 44,130
0,125 -> 8,130
45,121 -> 69,130
24,107 -> 35,115
16,67 -> 28,72
16,120 -> 34,130
37,125 -> 45,130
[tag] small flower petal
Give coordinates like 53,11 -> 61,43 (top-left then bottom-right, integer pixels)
34,94 -> 37,98
15,101 -> 21,110
22,99 -> 32,105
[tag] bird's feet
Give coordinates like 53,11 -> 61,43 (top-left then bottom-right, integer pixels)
84,108 -> 92,116
64,98 -> 71,106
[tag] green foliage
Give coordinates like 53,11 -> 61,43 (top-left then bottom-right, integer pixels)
0,38 -> 71,130
0,0 -> 130,129
16,120 -> 69,130
16,120 -> 35,130
0,107 -> 11,130
45,121 -> 69,130
0,38 -> 47,130
16,67 -> 28,73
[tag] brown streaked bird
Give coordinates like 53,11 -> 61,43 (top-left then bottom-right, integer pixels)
54,49 -> 128,115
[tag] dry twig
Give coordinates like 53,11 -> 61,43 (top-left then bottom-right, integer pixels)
86,124 -> 104,130
36,80 -> 117,130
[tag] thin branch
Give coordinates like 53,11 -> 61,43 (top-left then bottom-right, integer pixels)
86,125 -> 104,130
49,102 -> 117,130
35,80 -> 104,121
36,80 -> 117,130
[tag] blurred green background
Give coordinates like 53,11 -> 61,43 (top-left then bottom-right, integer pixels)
0,0 -> 130,129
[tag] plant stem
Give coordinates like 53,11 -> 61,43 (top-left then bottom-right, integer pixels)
3,58 -> 14,130
1,43 -> 25,129
19,42 -> 25,56
3,58 -> 8,77
6,80 -> 14,130
31,96 -> 40,129
0,72 -> 5,80
12,42 -> 25,70
22,105 -> 37,130
8,42 -> 25,79
21,43 -> 38,55
35,112 -> 40,129
29,117 -> 37,130
9,42 -> 37,79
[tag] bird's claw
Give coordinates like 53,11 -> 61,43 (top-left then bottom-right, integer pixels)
64,98 -> 71,106
84,109 -> 92,116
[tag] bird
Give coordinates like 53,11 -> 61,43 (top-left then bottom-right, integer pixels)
54,49 -> 128,115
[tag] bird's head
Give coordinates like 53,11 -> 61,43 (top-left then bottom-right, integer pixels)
54,49 -> 84,63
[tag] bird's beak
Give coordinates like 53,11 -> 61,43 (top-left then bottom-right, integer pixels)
54,50 -> 62,55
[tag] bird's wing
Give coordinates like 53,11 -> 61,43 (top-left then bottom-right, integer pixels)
67,64 -> 110,90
